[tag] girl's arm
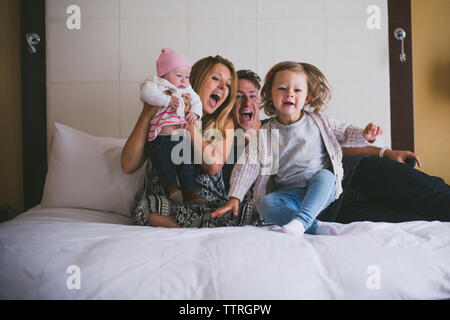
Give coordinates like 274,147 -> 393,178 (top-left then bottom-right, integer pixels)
228,140 -> 261,199
121,103 -> 158,174
325,114 -> 367,146
211,197 -> 240,218
342,146 -> 422,167
187,117 -> 235,176
212,138 -> 261,218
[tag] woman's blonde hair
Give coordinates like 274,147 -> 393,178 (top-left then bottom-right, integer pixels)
190,55 -> 237,135
261,61 -> 332,116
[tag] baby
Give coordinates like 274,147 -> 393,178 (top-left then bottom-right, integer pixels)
140,48 -> 205,204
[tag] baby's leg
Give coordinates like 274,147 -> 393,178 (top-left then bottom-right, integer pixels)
148,136 -> 179,191
173,134 -> 205,204
175,134 -> 195,192
177,163 -> 196,190
178,163 -> 205,204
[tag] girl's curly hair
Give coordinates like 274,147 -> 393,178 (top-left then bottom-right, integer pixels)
261,61 -> 332,116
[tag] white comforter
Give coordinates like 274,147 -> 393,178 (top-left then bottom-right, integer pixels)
1,206 -> 449,299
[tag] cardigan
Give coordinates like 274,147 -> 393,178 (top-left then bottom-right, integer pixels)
228,110 -> 370,209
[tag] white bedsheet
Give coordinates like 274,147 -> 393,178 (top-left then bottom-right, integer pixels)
0,206 -> 449,299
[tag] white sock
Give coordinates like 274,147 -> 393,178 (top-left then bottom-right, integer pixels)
314,221 -> 340,236
281,219 -> 305,237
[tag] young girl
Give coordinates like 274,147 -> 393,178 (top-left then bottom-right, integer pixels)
211,61 -> 382,236
140,48 -> 205,204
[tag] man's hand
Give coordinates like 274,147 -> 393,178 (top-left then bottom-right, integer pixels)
384,149 -> 422,168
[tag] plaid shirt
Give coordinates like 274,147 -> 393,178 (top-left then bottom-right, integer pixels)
228,110 -> 369,208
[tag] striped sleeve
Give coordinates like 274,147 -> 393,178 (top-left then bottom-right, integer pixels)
324,114 -> 368,147
228,137 -> 261,201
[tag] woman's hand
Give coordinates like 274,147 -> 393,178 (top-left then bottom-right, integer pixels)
211,197 -> 240,218
185,111 -> 198,124
384,149 -> 422,168
182,93 -> 191,114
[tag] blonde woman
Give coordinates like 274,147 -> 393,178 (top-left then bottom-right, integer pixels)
122,55 -> 258,228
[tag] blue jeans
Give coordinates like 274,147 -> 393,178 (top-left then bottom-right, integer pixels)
258,169 -> 337,234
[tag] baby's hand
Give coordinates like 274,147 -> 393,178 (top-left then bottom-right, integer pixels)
363,123 -> 383,143
185,111 -> 199,124
168,96 -> 179,110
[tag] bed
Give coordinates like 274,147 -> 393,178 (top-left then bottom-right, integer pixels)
1,123 -> 449,300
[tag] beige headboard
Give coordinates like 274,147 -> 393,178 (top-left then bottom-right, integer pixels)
45,0 -> 391,150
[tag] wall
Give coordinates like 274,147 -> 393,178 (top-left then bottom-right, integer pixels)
0,0 -> 23,214
45,0 -> 391,148
1,0 -> 395,215
411,0 -> 450,183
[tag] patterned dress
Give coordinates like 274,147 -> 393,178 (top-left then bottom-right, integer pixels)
132,142 -> 259,228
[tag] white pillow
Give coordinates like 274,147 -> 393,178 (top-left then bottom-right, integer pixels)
41,122 -> 145,217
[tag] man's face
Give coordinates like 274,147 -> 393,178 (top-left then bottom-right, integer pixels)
232,79 -> 260,131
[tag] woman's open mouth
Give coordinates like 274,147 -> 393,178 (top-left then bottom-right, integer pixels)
209,93 -> 222,108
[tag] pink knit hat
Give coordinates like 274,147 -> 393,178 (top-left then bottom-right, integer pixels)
156,48 -> 191,77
